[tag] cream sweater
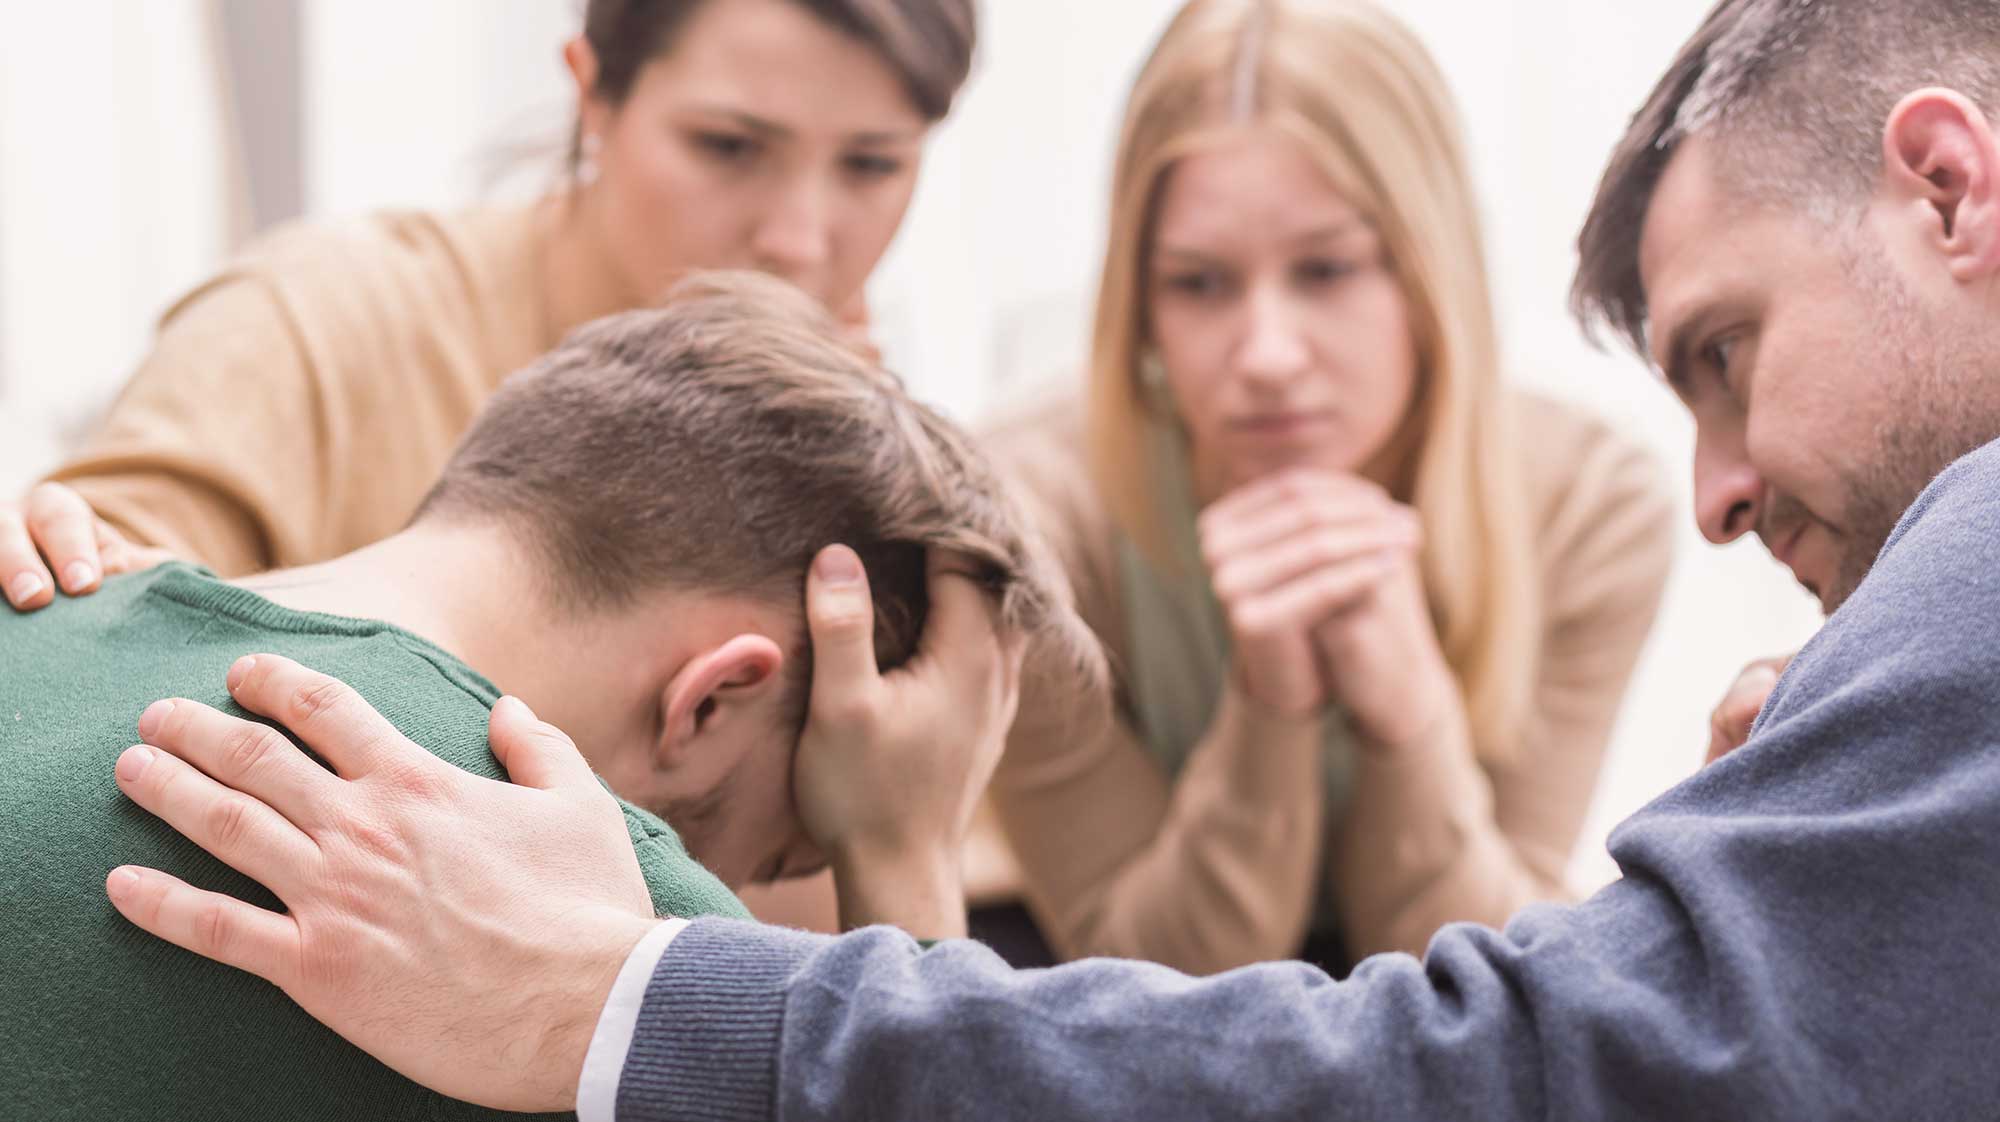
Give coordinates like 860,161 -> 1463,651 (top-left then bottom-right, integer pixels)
981,392 -> 1675,973
51,206 -> 557,575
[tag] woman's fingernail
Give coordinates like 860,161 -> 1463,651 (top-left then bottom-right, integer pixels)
7,572 -> 43,604
138,700 -> 175,740
227,656 -> 257,692
107,868 -> 141,904
814,546 -> 863,585
497,695 -> 538,722
63,560 -> 95,591
116,746 -> 156,783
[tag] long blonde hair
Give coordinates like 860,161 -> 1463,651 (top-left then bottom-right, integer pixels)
1087,0 -> 1539,762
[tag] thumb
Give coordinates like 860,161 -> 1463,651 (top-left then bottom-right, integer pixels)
487,696 -> 597,790
806,544 -> 881,708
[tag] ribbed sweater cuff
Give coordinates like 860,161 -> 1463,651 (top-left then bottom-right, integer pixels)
616,918 -> 822,1122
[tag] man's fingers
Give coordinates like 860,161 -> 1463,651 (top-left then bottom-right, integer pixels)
0,505 -> 54,611
135,696 -> 339,826
805,544 -> 883,710
224,654 -> 410,777
104,865 -> 302,991
487,696 -> 599,791
112,743 -> 318,895
915,550 -> 1011,697
23,481 -> 103,595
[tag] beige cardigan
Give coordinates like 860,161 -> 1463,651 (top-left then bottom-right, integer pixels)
50,206 -> 557,576
981,391 -> 1675,974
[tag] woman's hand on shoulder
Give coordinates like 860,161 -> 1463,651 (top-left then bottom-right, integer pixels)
1198,469 -> 1421,720
2,481 -> 174,611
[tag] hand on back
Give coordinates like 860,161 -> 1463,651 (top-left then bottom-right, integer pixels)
2,481 -> 173,610
104,654 -> 657,1113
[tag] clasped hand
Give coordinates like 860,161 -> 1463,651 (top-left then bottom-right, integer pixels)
1198,468 -> 1455,749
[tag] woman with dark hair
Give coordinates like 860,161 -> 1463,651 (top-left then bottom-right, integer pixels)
0,0 -> 974,597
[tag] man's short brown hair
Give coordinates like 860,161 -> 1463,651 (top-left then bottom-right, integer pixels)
418,271 -> 1097,724
1572,0 -> 2000,355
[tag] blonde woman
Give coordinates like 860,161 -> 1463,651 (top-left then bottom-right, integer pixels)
980,0 -> 1674,974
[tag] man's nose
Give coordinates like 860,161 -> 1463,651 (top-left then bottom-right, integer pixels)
1692,427 -> 1764,545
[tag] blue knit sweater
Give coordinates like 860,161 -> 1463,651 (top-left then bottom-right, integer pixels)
616,436 -> 2000,1121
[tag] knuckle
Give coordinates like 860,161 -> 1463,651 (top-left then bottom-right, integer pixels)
1230,604 -> 1275,639
1210,568 -> 1242,602
379,759 -> 450,804
818,607 -> 873,639
192,897 -> 233,956
222,724 -> 283,777
817,692 -> 879,731
290,677 -> 350,725
205,794 -> 255,851
343,821 -> 413,867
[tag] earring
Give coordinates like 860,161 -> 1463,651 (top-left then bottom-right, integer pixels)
576,133 -> 603,188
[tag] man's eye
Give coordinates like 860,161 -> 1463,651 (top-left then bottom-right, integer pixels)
1701,336 -> 1741,383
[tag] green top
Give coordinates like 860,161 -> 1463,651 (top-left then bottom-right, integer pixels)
0,563 -> 748,1121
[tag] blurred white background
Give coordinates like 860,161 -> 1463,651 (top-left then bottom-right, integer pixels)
0,0 -> 1820,889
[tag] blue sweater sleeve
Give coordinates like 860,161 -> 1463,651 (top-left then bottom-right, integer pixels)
618,441 -> 2000,1122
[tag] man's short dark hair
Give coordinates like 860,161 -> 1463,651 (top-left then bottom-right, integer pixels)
1572,0 -> 2000,355
418,271 -> 1098,725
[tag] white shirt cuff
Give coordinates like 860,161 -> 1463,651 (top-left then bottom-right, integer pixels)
576,918 -> 690,1122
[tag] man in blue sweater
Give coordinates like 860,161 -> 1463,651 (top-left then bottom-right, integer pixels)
95,0 -> 2000,1118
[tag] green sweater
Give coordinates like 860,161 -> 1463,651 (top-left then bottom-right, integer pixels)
0,563 -> 748,1120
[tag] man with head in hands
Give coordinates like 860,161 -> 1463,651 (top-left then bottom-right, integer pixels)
0,272 -> 1091,1120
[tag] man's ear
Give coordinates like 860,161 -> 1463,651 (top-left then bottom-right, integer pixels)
659,634 -> 786,764
1882,88 -> 2000,282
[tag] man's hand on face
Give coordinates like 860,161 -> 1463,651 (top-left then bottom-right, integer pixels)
793,544 -> 1025,939
1706,653 -> 1794,765
1,481 -> 173,611
105,654 -> 660,1114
